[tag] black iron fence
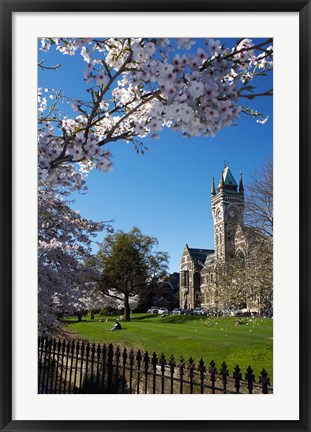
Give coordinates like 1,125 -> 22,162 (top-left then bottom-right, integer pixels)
38,336 -> 272,394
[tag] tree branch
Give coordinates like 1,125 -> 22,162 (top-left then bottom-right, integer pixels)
239,90 -> 273,99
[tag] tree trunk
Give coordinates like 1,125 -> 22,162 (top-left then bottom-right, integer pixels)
123,295 -> 131,321
77,314 -> 82,322
90,310 -> 94,320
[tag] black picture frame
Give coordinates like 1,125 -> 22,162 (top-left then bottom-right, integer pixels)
1,1 -> 310,431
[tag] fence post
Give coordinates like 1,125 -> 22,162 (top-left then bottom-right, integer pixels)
220,362 -> 229,394
79,341 -> 85,391
128,349 -> 135,394
53,339 -> 61,394
198,359 -> 206,394
178,357 -> 185,394
49,338 -> 57,394
187,357 -> 195,394
143,351 -> 150,394
67,340 -> 75,394
233,365 -> 242,394
115,346 -> 121,391
159,353 -> 166,394
136,350 -> 142,394
88,343 -> 95,390
73,340 -> 80,393
101,344 -> 107,390
84,342 -> 90,392
38,336 -> 45,393
107,344 -> 114,393
169,355 -> 176,394
45,338 -> 53,394
208,360 -> 216,394
245,366 -> 255,394
62,341 -> 71,393
151,352 -> 157,394
259,369 -> 270,394
41,338 -> 49,393
58,340 -> 66,393
121,347 -> 128,394
95,344 -> 101,392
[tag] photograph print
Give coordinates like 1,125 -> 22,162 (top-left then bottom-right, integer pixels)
37,36 -> 273,395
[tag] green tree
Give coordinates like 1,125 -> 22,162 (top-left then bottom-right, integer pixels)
93,227 -> 169,321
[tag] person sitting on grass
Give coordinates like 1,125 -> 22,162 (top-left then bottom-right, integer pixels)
235,318 -> 244,326
111,320 -> 122,331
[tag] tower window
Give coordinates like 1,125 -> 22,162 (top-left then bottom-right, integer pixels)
194,272 -> 200,289
182,270 -> 189,288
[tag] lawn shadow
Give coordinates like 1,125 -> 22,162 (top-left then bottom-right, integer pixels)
160,316 -> 200,324
61,319 -> 98,325
131,314 -> 160,321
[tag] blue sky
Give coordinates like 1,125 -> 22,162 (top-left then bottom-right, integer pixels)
38,38 -> 273,273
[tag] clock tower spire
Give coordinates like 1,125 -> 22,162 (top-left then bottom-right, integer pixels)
211,166 -> 244,262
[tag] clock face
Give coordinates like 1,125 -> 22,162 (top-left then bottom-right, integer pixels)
228,208 -> 237,219
217,209 -> 222,220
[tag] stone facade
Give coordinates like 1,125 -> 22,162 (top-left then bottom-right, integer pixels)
151,280 -> 178,310
180,166 -> 254,311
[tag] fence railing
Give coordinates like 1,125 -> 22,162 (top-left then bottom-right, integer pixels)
38,336 -> 272,394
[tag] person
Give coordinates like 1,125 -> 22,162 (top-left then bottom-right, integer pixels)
235,317 -> 243,326
111,320 -> 122,331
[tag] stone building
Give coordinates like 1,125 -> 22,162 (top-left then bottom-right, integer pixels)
180,165 -> 258,312
151,280 -> 178,310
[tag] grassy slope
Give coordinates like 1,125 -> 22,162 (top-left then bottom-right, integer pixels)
62,313 -> 273,380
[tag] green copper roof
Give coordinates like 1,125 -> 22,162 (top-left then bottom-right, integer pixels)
223,166 -> 238,186
217,166 -> 238,192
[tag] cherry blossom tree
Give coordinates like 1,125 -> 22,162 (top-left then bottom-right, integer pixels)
38,37 -> 273,187
38,185 -> 112,334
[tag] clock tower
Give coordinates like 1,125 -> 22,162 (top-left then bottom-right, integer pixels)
211,166 -> 244,263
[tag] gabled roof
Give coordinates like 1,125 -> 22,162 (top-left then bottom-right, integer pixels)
202,252 -> 215,270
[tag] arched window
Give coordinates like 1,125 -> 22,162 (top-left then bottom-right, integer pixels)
236,250 -> 245,265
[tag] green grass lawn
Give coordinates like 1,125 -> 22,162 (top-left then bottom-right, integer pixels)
62,313 -> 273,381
